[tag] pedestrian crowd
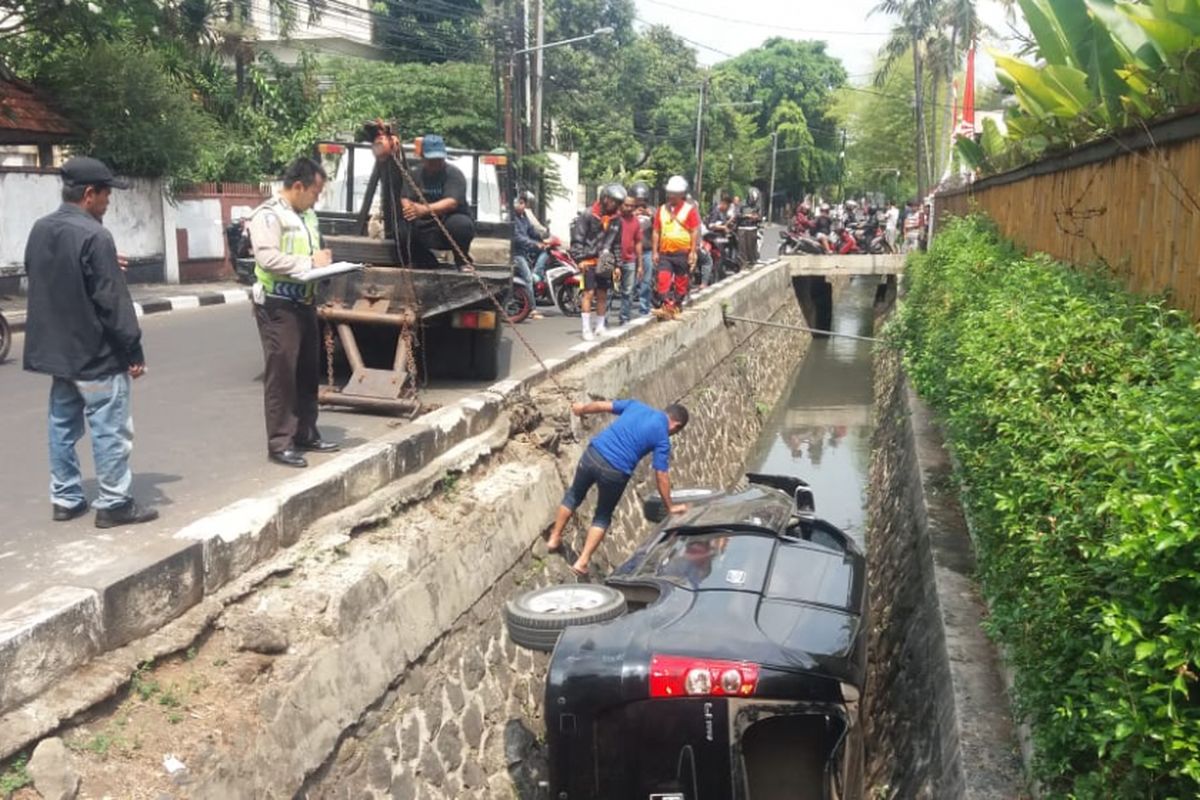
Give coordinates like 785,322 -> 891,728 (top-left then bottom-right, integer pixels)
787,195 -> 929,254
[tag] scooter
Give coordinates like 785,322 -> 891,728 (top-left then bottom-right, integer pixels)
225,218 -> 256,284
778,228 -> 825,256
0,309 -> 10,362
531,237 -> 582,316
701,227 -> 739,283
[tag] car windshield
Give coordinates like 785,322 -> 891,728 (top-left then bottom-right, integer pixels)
634,530 -> 775,591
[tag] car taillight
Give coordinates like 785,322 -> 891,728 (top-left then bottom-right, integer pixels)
649,654 -> 759,698
451,310 -> 497,330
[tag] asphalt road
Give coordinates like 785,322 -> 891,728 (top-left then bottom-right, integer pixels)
0,225 -> 784,614
0,301 -> 586,612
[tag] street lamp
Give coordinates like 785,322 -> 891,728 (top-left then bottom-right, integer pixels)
510,26 -> 614,154
514,26 -> 613,56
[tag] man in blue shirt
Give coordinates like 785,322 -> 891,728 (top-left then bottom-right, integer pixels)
547,399 -> 690,576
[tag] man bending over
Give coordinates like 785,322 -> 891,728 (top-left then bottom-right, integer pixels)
547,399 -> 690,576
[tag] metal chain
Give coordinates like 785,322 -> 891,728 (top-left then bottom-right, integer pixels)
388,150 -> 575,401
323,321 -> 335,388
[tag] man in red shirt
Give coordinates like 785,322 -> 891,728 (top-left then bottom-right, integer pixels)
652,175 -> 701,316
615,194 -> 644,325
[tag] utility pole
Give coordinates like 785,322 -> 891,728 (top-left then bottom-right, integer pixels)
531,0 -> 544,152
767,131 -> 778,223
693,77 -> 706,198
837,128 -> 847,202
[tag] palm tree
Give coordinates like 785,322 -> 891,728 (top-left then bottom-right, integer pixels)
872,0 -> 940,199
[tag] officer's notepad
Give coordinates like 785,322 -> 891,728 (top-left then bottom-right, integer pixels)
295,261 -> 363,282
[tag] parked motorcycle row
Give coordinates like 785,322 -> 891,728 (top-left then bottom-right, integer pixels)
778,201 -> 893,257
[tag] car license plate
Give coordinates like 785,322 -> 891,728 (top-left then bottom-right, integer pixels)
650,795 -> 685,800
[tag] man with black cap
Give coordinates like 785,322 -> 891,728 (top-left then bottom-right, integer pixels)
23,156 -> 158,528
397,134 -> 475,269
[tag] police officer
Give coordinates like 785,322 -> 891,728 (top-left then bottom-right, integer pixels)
247,157 -> 340,468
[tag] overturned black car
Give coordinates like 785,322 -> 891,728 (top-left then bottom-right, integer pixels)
504,474 -> 867,800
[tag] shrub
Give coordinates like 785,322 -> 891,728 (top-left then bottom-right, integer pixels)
890,216 -> 1200,798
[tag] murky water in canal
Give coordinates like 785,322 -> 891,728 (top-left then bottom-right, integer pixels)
747,279 -> 877,546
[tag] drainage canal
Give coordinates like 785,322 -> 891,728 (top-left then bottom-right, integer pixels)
749,278 -> 876,543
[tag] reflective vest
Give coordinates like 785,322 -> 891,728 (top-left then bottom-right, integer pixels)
657,202 -> 694,253
252,196 -> 321,302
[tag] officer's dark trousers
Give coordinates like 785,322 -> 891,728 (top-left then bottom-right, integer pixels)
254,297 -> 320,454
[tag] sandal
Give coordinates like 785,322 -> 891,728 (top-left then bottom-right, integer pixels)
545,537 -> 563,553
569,564 -> 590,580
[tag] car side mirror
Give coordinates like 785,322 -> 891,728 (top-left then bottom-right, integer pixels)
794,486 -> 815,515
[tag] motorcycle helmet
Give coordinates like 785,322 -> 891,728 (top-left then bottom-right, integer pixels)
599,183 -> 627,204
665,175 -> 689,194
630,181 -> 651,202
746,187 -> 762,207
819,203 -> 831,212
845,199 -> 859,209
799,203 -> 811,214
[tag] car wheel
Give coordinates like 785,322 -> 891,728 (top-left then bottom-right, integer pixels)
504,584 -> 627,652
642,488 -> 721,523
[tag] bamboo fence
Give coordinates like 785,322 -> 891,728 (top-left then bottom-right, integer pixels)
936,111 -> 1200,319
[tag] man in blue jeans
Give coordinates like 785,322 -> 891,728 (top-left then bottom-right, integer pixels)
23,157 -> 158,528
546,399 -> 690,576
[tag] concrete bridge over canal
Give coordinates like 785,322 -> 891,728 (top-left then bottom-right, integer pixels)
783,252 -> 907,277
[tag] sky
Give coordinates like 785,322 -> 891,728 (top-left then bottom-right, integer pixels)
632,0 -> 1029,90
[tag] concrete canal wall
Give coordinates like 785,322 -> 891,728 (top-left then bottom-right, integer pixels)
864,346 -> 1027,799
1,261 -> 810,799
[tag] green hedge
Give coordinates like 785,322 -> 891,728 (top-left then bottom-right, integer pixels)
891,216 -> 1200,798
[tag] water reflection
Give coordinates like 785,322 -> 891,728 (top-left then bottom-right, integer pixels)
748,279 -> 877,545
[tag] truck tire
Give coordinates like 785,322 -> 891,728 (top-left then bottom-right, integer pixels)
504,584 -> 627,652
469,326 -> 501,381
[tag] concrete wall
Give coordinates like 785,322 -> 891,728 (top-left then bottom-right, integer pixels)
0,171 -> 167,286
864,346 -> 1027,799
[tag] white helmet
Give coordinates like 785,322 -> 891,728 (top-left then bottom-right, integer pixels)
665,175 -> 688,194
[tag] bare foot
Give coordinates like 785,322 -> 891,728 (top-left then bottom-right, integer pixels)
546,533 -> 563,552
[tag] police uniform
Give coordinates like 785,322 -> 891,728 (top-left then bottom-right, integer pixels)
247,195 -> 325,459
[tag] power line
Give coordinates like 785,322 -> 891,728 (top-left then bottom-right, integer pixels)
637,0 -> 892,38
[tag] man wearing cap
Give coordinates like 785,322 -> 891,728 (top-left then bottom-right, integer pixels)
248,156 -> 340,469
23,156 -> 158,528
652,175 -> 701,316
398,134 -> 475,269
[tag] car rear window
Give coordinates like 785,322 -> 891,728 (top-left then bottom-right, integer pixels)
634,531 -> 775,591
765,544 -> 856,609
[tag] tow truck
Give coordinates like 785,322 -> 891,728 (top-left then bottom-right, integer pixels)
312,123 -> 514,415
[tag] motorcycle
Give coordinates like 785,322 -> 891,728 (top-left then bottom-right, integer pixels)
834,225 -> 860,255
225,218 -> 256,284
778,227 -> 825,256
701,226 -> 739,283
530,238 -> 582,317
505,272 -> 535,324
0,309 -> 10,362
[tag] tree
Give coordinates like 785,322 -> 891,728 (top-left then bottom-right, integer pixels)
834,56 -> 919,202
872,0 -> 940,198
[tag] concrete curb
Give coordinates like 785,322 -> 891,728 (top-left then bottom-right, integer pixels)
4,287 -> 250,333
0,260 -> 785,726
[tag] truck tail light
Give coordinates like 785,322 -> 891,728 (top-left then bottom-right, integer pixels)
649,654 -> 759,698
451,311 -> 497,330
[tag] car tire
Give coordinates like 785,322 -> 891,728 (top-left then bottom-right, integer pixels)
504,584 -> 627,652
642,488 -> 721,523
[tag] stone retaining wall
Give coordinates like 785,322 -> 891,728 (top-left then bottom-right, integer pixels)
864,346 -> 1027,799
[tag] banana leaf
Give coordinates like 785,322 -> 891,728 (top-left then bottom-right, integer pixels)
1124,12 -> 1197,58
1087,0 -> 1164,68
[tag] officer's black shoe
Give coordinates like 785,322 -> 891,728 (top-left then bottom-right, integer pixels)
52,501 -> 89,522
269,448 -> 309,468
295,438 -> 340,453
94,500 -> 160,529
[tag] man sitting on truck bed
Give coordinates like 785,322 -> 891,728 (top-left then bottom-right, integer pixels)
398,134 -> 475,269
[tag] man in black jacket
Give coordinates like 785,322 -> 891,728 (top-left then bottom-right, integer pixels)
570,183 -> 625,340
23,157 -> 158,528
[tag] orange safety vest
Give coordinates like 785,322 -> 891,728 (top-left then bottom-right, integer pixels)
658,202 -> 694,253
